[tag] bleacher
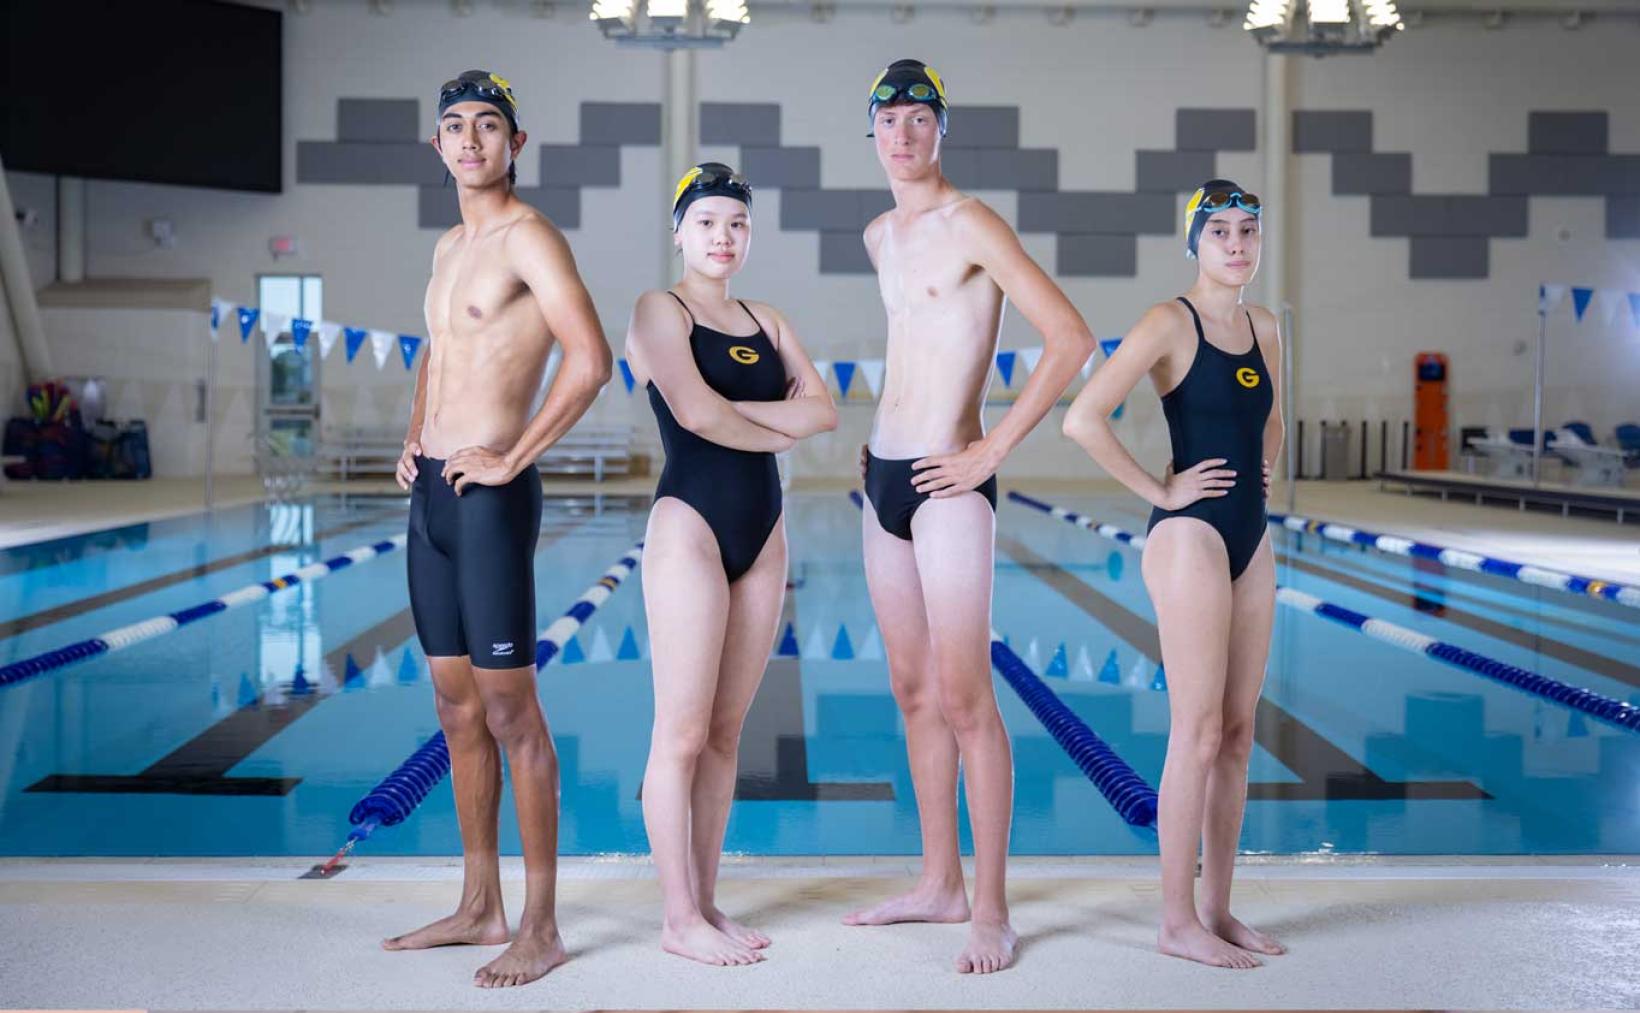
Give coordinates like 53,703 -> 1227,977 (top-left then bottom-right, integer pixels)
316,425 -> 636,483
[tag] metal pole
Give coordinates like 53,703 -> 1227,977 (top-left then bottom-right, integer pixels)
1531,307 -> 1546,486
1282,302 -> 1296,514
204,318 -> 218,512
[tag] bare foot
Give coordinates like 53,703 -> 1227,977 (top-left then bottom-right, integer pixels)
661,918 -> 765,967
704,905 -> 771,949
382,909 -> 509,951
843,883 -> 970,926
1206,912 -> 1286,956
955,918 -> 1018,974
1159,921 -> 1262,969
473,928 -> 567,988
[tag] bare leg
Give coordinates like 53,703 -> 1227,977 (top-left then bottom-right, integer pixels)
641,498 -> 762,966
1143,518 -> 1260,970
693,519 -> 788,950
1201,534 -> 1284,956
469,664 -> 569,988
383,655 -> 510,952
843,503 -> 970,928
911,495 -> 1016,974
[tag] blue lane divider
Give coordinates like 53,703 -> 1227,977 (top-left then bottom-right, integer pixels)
1010,490 -> 1640,734
320,543 -> 644,874
0,534 -> 408,689
991,633 -> 1159,827
848,491 -> 1158,827
1269,511 -> 1640,610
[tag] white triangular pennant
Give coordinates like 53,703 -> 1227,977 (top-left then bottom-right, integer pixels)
369,329 -> 394,370
209,298 -> 233,340
317,321 -> 342,359
262,310 -> 291,338
1539,284 -> 1567,315
1080,352 -> 1096,380
1595,288 -> 1625,327
802,624 -> 828,660
1019,346 -> 1043,377
858,624 -> 883,660
811,360 -> 832,392
859,359 -> 885,397
1025,637 -> 1041,672
1071,644 -> 1094,682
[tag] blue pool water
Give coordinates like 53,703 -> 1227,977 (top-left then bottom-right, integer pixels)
1,491 -> 1636,857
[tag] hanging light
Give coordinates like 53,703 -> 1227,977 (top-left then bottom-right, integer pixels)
588,0 -> 749,47
1244,0 -> 1403,54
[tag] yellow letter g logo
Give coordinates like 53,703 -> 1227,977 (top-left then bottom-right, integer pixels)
1235,367 -> 1261,389
729,346 -> 760,365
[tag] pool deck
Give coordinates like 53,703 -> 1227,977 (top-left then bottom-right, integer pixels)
2,857 -> 1636,1009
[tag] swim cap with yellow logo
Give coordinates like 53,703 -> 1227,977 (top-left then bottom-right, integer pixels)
671,162 -> 753,231
867,59 -> 948,136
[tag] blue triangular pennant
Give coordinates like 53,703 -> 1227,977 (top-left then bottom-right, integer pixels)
210,302 -> 222,334
560,635 -> 585,664
831,624 -> 855,660
291,666 -> 312,695
777,622 -> 800,657
833,361 -> 856,397
344,327 -> 368,362
1150,664 -> 1168,692
617,626 -> 641,660
237,307 -> 260,342
291,318 -> 313,352
618,358 -> 636,393
399,334 -> 422,370
1099,337 -> 1122,359
996,350 -> 1016,387
397,648 -> 419,684
1571,286 -> 1594,321
1045,642 -> 1068,678
237,673 -> 259,707
1098,649 -> 1121,685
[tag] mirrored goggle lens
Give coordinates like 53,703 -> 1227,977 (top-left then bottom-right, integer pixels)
906,82 -> 935,100
873,84 -> 898,102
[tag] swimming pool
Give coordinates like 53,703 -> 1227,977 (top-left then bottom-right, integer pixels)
2,489 -> 1635,858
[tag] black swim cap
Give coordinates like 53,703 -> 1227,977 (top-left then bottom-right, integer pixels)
867,59 -> 948,136
671,162 -> 753,232
1184,178 -> 1263,259
438,69 -> 520,134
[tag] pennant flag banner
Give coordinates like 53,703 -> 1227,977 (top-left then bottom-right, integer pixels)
1570,286 -> 1595,321
1099,337 -> 1123,359
291,318 -> 313,353
236,307 -> 260,342
859,359 -> 885,397
1019,346 -> 1043,378
369,330 -> 394,370
209,299 -> 228,340
996,350 -> 1017,387
812,360 -> 832,393
833,361 -> 856,397
317,321 -> 342,359
343,327 -> 368,363
398,334 -> 422,371
617,358 -> 636,393
262,311 -> 291,340
1539,283 -> 1640,330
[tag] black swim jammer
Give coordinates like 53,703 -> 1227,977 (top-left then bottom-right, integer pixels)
407,455 -> 542,668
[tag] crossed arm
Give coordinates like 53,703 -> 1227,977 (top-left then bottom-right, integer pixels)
728,304 -> 838,440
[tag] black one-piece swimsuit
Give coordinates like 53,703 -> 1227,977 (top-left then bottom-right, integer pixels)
647,294 -> 788,582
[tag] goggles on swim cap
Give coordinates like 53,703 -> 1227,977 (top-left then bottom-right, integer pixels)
1184,185 -> 1262,259
672,163 -> 753,231
438,70 -> 519,132
867,60 -> 948,137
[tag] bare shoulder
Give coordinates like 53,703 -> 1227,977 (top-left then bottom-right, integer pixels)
946,194 -> 1004,230
739,298 -> 785,330
863,211 -> 890,249
431,224 -> 464,261
1137,299 -> 1191,337
1243,303 -> 1282,345
634,288 -> 689,327
503,209 -> 569,254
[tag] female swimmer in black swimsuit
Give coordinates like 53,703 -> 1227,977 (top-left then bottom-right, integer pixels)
1064,179 -> 1286,969
623,163 -> 837,967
